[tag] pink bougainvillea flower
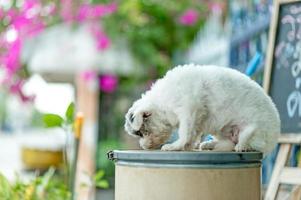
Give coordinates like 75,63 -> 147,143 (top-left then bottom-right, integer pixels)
60,0 -> 74,22
1,1 -> 46,102
12,15 -> 31,30
99,74 -> 118,93
9,80 -> 23,94
90,24 -> 111,50
20,92 -> 35,102
18,87 -> 35,102
4,39 -> 22,74
91,5 -> 108,18
0,8 -> 4,19
1,1 -> 118,101
96,33 -> 111,50
107,2 -> 118,13
22,0 -> 41,15
93,2 -> 117,18
7,9 -> 18,22
77,4 -> 90,21
10,7 -> 45,37
77,2 -> 117,22
9,80 -> 35,102
23,0 -> 39,10
178,9 -> 199,26
25,20 -> 45,37
80,70 -> 97,81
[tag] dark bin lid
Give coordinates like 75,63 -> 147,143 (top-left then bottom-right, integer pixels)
107,150 -> 263,165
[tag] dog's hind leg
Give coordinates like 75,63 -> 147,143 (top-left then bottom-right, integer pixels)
199,140 -> 217,150
214,140 -> 235,151
200,139 -> 235,151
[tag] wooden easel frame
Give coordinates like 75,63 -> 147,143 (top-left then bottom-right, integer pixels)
264,0 -> 301,199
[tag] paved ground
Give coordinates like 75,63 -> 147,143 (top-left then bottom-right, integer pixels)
96,189 -> 114,200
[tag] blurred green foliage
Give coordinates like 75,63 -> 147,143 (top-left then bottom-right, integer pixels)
97,139 -> 122,180
99,0 -> 207,76
0,168 -> 70,200
0,92 -> 6,128
93,170 -> 109,189
81,170 -> 110,189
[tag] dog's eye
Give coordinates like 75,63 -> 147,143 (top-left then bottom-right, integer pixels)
130,113 -> 134,123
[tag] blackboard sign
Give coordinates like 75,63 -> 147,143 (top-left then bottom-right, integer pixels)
264,0 -> 301,133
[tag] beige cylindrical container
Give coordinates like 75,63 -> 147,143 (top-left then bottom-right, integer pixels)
108,150 -> 262,200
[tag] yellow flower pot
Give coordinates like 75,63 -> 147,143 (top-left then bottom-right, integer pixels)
21,147 -> 63,170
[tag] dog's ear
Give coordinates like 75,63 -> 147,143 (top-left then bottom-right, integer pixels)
142,112 -> 152,119
131,110 -> 152,131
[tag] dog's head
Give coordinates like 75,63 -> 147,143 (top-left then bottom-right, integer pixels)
124,99 -> 172,149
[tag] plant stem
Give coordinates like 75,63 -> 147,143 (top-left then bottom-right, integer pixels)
63,126 -> 71,190
70,138 -> 80,200
63,140 -> 69,188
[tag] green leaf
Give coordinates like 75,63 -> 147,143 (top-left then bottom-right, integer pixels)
43,114 -> 64,128
0,173 -> 12,199
95,180 -> 109,189
41,167 -> 55,186
65,102 -> 75,124
93,170 -> 105,182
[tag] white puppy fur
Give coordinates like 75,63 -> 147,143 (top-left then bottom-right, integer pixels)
124,64 -> 280,155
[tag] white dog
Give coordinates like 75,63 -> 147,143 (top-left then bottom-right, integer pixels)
124,64 -> 280,155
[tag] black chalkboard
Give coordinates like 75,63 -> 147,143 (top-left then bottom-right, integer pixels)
268,2 -> 301,133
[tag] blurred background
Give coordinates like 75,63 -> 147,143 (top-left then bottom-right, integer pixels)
0,0 -> 281,199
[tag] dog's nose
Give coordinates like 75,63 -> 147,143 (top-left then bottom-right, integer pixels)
134,130 -> 143,137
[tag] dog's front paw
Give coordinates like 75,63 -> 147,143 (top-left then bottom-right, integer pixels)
161,143 -> 184,151
234,143 -> 251,152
